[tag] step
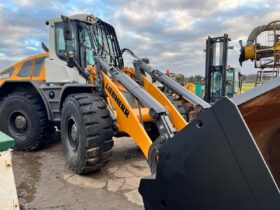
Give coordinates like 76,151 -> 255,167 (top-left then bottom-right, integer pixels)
48,100 -> 60,103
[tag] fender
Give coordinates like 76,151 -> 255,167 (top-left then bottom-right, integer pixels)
0,80 -> 52,121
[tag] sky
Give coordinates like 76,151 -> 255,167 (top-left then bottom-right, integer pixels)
0,0 -> 279,76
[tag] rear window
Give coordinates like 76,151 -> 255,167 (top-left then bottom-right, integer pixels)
33,57 -> 46,76
0,67 -> 15,79
17,60 -> 33,77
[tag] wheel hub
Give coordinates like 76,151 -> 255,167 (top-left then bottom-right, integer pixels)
9,112 -> 29,137
14,115 -> 27,131
71,123 -> 78,141
67,117 -> 79,151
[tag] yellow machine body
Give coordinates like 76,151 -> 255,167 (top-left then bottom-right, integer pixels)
244,44 -> 255,61
0,53 -> 47,86
0,54 -> 187,160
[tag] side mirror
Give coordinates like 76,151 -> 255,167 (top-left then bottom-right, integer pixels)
65,50 -> 89,79
41,42 -> 49,52
66,51 -> 75,68
142,58 -> 150,64
61,15 -> 73,41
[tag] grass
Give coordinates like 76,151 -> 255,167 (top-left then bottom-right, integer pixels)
241,82 -> 255,93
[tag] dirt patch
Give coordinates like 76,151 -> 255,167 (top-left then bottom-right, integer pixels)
13,135 -> 147,210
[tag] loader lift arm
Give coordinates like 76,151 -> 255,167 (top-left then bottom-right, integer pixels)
133,59 -> 210,109
121,48 -> 210,109
96,56 -> 178,171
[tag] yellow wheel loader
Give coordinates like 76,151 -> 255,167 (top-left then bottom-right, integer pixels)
0,14 -> 280,209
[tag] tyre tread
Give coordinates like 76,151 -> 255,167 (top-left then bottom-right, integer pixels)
62,93 -> 114,174
0,91 -> 54,151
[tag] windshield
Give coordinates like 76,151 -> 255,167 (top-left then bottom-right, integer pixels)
226,71 -> 234,96
210,71 -> 222,102
234,70 -> 240,94
89,21 -> 123,68
56,19 -> 123,69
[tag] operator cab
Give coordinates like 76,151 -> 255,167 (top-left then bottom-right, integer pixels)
210,67 -> 242,102
45,14 -> 123,84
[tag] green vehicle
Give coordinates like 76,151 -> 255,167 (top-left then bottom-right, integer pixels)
0,132 -> 14,152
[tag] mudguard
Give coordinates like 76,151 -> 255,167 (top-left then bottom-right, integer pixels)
139,97 -> 280,210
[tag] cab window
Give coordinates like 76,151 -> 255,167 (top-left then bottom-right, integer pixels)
210,71 -> 222,102
78,27 -> 95,68
55,22 -> 77,61
234,71 -> 241,94
226,71 -> 234,96
18,60 -> 33,77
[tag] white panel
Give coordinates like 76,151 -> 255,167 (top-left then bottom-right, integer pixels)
45,58 -> 86,84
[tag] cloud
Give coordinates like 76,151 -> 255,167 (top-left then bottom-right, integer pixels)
0,0 -> 280,76
11,0 -> 70,8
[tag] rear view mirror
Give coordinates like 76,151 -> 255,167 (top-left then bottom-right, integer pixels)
41,42 -> 49,52
61,15 -> 73,41
66,51 -> 75,68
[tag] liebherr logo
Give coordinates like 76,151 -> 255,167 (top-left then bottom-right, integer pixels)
0,73 -> 10,79
105,83 -> 130,118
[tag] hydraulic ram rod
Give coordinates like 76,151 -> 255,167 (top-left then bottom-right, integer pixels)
133,59 -> 210,109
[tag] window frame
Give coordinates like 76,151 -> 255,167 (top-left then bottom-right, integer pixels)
54,21 -> 80,62
17,60 -> 34,77
77,24 -> 95,68
32,57 -> 46,77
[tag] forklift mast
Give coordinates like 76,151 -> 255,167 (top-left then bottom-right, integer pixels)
204,34 -> 230,103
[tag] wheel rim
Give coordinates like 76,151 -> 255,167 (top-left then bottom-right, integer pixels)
67,116 -> 79,151
9,112 -> 28,138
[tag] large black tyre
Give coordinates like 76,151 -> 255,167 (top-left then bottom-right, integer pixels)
61,93 -> 114,174
0,92 -> 54,151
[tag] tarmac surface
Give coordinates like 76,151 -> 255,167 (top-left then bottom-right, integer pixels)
12,133 -> 149,210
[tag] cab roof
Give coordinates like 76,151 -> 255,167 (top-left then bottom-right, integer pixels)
48,14 -> 99,25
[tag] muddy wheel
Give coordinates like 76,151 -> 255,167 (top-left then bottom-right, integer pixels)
0,92 -> 54,150
61,93 -> 114,174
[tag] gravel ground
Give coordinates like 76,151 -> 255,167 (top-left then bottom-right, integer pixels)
13,133 -> 149,210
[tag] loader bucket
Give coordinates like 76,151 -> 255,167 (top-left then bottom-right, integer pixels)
139,79 -> 280,210
233,78 -> 280,189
